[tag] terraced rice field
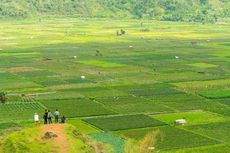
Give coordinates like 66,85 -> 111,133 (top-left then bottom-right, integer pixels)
0,18 -> 229,152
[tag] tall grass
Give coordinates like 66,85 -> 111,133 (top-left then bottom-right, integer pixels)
125,129 -> 162,153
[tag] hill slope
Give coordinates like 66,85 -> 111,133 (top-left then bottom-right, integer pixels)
0,0 -> 230,22
0,124 -> 105,153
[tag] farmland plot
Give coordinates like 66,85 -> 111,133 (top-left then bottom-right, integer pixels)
116,126 -> 219,151
96,96 -> 173,113
84,114 -> 166,131
198,89 -> 230,99
40,98 -> 115,117
0,18 -> 229,152
153,111 -> 229,125
185,122 -> 230,143
0,122 -> 21,131
0,102 -> 44,121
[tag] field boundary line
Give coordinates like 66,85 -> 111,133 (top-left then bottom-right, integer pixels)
163,144 -> 228,153
91,98 -> 120,114
139,94 -> 178,111
177,126 -> 225,144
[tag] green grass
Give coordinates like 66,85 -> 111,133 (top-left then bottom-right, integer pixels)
217,98 -> 230,106
90,132 -> 124,153
0,18 -> 229,152
162,144 -> 230,153
0,122 -> 21,131
40,98 -> 115,118
84,114 -> 166,131
116,126 -> 219,151
188,63 -> 218,68
0,102 -> 44,122
185,121 -> 230,143
78,60 -> 126,68
16,70 -> 57,78
153,111 -> 229,125
68,119 -> 100,134
0,79 -> 43,92
198,89 -> 230,99
173,79 -> 230,93
0,127 -> 54,153
96,96 -> 173,114
0,124 -> 94,153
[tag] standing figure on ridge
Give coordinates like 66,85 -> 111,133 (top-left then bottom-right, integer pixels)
43,109 -> 48,124
54,109 -> 59,123
48,110 -> 52,124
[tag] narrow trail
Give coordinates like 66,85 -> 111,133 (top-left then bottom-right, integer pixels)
40,124 -> 70,153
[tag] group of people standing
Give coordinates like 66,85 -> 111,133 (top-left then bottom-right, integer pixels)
43,109 -> 66,124
34,109 -> 66,124
43,109 -> 59,124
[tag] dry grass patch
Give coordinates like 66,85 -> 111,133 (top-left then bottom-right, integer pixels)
2,67 -> 40,73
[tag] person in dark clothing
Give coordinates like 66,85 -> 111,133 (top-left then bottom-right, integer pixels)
61,115 -> 66,123
43,109 -> 48,124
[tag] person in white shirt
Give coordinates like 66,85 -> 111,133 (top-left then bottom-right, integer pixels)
54,109 -> 59,123
34,113 -> 39,124
48,110 -> 52,124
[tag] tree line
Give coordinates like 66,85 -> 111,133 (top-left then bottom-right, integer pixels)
0,0 -> 229,23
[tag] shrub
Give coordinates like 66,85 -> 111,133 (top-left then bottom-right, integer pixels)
0,92 -> 7,104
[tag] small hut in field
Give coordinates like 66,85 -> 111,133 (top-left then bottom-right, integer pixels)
175,119 -> 187,125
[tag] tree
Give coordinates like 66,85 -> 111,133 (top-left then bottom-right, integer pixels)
0,92 -> 7,104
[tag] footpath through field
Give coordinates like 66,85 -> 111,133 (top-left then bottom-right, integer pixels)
41,124 -> 70,153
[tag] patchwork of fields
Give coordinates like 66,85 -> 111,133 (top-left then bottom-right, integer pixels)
0,18 -> 229,152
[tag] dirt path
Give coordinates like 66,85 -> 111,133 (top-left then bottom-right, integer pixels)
40,124 -> 70,153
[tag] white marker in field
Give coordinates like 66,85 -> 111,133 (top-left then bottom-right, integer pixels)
129,46 -> 133,48
73,56 -> 77,59
80,76 -> 85,80
175,119 -> 187,125
175,56 -> 179,59
0,48 -> 3,51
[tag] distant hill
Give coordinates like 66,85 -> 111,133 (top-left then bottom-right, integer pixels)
0,0 -> 230,22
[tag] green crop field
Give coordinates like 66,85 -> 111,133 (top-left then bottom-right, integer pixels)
84,114 -> 166,131
116,126 -> 219,150
41,98 -> 115,117
153,111 -> 230,126
198,89 -> 230,99
0,17 -> 229,153
0,102 -> 44,122
185,122 -> 230,143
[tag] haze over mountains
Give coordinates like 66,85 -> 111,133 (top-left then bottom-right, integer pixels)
0,0 -> 230,22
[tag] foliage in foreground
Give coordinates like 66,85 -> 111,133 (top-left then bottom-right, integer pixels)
0,127 -> 53,153
125,129 -> 161,153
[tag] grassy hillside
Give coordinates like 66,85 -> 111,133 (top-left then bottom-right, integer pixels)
0,0 -> 230,22
0,124 -> 113,153
0,18 -> 229,152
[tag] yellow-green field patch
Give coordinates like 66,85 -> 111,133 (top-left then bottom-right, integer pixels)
173,79 -> 230,93
116,126 -> 219,151
198,89 -> 230,99
68,119 -> 100,134
0,52 -> 40,56
188,63 -> 218,68
78,60 -> 126,68
152,111 -> 229,126
1,67 -> 40,73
